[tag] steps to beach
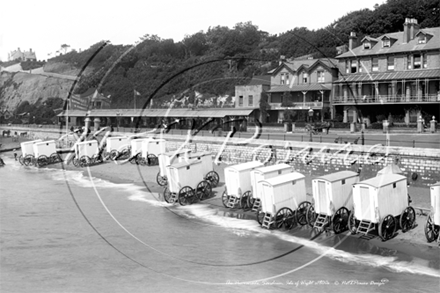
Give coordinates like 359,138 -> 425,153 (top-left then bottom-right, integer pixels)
357,220 -> 374,235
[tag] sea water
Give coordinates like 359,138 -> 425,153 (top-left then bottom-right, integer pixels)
1,155 -> 439,293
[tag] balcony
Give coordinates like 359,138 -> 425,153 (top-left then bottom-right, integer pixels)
333,94 -> 440,104
269,102 -> 324,109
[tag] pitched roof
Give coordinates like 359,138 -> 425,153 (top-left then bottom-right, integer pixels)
337,27 -> 440,58
272,58 -> 338,76
247,75 -> 271,86
334,69 -> 440,82
268,83 -> 331,92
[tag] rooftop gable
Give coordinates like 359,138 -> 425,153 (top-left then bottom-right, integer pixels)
337,26 -> 440,59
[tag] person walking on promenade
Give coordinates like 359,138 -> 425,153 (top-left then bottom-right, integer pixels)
308,107 -> 314,123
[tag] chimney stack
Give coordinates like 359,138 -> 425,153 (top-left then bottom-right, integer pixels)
349,32 -> 358,50
403,18 -> 419,43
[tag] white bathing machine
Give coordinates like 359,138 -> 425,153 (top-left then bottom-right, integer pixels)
156,149 -> 191,186
350,174 -> 416,241
258,172 -> 311,229
183,151 -> 219,187
425,182 -> 440,243
129,138 -> 151,165
308,170 -> 359,233
141,138 -> 166,163
250,163 -> 293,211
20,139 -> 42,157
19,139 -> 42,166
33,140 -> 60,165
223,161 -> 264,209
73,140 -> 100,167
163,159 -> 212,206
106,136 -> 130,159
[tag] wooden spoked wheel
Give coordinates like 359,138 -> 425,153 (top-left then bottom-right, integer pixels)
399,206 -> 416,232
424,215 -> 439,243
178,186 -> 196,206
306,205 -> 317,227
50,153 -> 61,164
378,214 -> 397,241
332,207 -> 350,234
275,207 -> 296,230
348,211 -> 359,234
109,150 -> 119,161
221,189 -> 229,208
256,209 -> 264,226
119,148 -> 130,160
37,155 -> 49,167
205,171 -> 219,187
296,201 -> 311,226
79,156 -> 91,167
196,180 -> 212,201
240,191 -> 252,210
23,155 -> 34,166
163,187 -> 173,203
18,154 -> 24,165
156,172 -> 168,187
72,157 -> 80,167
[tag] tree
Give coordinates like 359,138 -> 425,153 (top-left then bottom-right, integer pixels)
60,44 -> 70,54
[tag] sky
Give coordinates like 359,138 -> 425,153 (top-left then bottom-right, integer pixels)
0,0 -> 384,62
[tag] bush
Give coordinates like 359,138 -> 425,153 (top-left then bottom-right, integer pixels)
370,122 -> 383,129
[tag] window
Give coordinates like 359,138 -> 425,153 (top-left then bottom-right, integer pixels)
387,56 -> 394,71
302,72 -> 308,83
363,42 -> 371,49
317,71 -> 325,83
423,54 -> 427,68
350,60 -> 358,73
418,35 -> 427,44
359,61 -> 363,73
372,57 -> 379,71
238,96 -> 243,106
383,39 -> 390,48
414,54 -> 421,69
280,73 -> 289,85
407,55 -> 412,69
248,95 -> 253,106
345,61 -> 350,74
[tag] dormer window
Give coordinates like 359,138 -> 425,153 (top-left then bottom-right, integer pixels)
363,42 -> 371,49
418,35 -> 427,44
383,39 -> 391,48
302,72 -> 308,83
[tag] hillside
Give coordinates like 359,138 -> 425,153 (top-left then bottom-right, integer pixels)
0,71 -> 73,112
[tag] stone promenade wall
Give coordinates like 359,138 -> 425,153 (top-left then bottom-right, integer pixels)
3,126 -> 439,187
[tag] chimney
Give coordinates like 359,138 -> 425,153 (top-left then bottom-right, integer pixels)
403,18 -> 419,43
279,55 -> 286,65
349,32 -> 358,50
410,19 -> 419,41
30,48 -> 32,52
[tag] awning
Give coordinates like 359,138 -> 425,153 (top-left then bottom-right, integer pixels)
335,69 -> 440,83
58,108 -> 256,118
268,84 -> 330,93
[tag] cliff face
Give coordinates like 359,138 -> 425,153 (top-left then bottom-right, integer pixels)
0,70 -> 74,111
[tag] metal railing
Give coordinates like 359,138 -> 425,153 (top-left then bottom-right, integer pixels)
333,94 -> 440,104
270,102 -> 323,109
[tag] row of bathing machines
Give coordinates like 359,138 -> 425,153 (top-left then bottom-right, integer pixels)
18,136 -> 440,243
